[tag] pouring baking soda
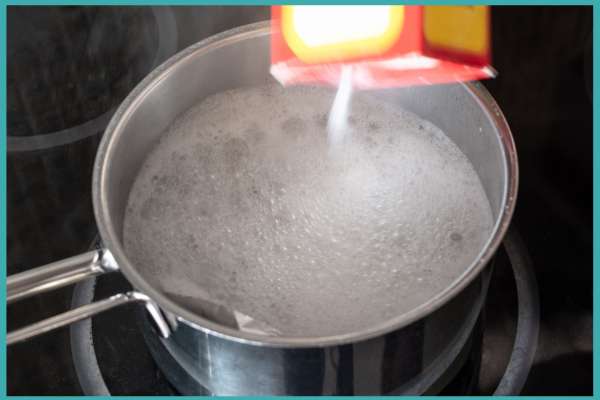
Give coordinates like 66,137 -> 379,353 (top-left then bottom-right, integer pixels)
271,6 -> 495,88
271,5 -> 496,148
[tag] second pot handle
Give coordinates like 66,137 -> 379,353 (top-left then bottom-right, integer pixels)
7,250 -> 171,345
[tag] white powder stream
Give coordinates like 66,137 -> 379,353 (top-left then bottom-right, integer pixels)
327,66 -> 354,148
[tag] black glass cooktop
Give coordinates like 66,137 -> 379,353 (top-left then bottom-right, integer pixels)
6,6 -> 592,395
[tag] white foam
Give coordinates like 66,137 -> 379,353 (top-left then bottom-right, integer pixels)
123,83 -> 494,337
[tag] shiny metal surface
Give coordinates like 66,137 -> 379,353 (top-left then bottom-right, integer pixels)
7,250 -> 111,303
89,22 -> 517,394
8,291 -> 169,345
6,250 -> 170,345
143,268 -> 491,395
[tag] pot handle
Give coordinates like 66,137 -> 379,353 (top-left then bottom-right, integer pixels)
7,250 -> 171,345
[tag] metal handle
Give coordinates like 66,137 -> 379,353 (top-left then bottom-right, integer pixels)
7,250 -> 170,345
7,250 -> 117,303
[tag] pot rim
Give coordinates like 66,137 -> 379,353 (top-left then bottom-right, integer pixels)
93,21 -> 518,348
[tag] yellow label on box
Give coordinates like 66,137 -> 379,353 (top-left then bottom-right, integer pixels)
424,6 -> 488,55
281,5 -> 404,64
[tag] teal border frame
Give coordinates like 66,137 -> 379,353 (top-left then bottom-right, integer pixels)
0,2 -> 596,398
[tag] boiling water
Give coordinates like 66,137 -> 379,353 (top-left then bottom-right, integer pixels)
123,83 -> 494,337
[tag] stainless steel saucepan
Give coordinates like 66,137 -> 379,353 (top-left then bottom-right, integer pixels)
7,22 -> 518,395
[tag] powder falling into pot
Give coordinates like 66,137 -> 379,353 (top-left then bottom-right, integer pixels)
327,66 -> 354,148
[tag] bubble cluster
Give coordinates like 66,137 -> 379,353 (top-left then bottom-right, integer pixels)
123,83 -> 494,337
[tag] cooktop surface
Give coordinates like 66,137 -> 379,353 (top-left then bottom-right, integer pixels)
6,6 -> 592,395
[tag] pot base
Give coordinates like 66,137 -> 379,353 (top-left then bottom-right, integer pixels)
141,312 -> 484,395
70,268 -> 484,395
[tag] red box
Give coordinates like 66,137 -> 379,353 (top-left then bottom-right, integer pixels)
271,6 -> 495,89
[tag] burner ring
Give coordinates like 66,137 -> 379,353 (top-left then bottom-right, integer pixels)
7,7 -> 178,153
70,275 -> 110,395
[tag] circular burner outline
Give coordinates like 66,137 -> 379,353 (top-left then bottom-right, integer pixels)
7,7 -> 178,153
70,275 -> 110,396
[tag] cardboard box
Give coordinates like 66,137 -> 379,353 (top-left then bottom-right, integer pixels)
271,5 -> 495,89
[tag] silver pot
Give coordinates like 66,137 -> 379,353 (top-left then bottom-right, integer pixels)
7,22 -> 518,395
